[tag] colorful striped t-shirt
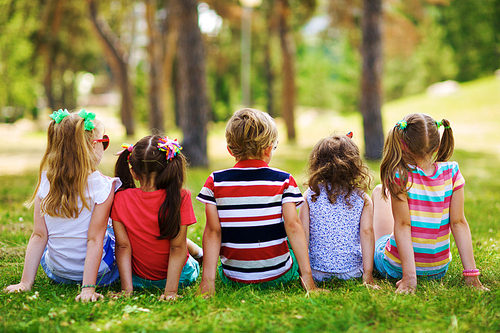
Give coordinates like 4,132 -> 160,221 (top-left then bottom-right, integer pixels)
384,161 -> 465,276
196,159 -> 304,284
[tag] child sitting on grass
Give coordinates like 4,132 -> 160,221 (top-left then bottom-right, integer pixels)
196,108 -> 324,296
111,135 -> 203,300
5,109 -> 120,302
372,113 -> 488,293
299,133 -> 379,288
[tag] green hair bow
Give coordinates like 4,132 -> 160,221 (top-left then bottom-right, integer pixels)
78,109 -> 96,131
435,120 -> 450,129
49,109 -> 70,124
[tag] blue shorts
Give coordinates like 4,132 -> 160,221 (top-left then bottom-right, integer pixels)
132,255 -> 200,290
40,227 -> 120,286
374,234 -> 448,280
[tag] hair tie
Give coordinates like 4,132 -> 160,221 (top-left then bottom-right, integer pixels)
121,143 -> 134,153
157,137 -> 182,162
49,109 -> 70,124
346,132 -> 353,138
395,120 -> 407,130
436,120 -> 451,129
78,109 -> 96,131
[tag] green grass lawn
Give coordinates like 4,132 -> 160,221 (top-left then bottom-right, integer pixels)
1,77 -> 500,332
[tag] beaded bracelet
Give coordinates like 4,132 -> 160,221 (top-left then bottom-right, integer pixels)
462,269 -> 480,277
81,284 -> 96,289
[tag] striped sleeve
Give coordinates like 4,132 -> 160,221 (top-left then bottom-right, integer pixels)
282,175 -> 304,207
450,162 -> 465,191
197,173 -> 217,205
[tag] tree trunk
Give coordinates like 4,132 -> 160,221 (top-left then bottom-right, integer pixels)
87,0 -> 135,136
277,0 -> 296,142
162,6 -> 179,130
360,0 -> 384,160
145,0 -> 164,133
171,0 -> 209,167
38,0 -> 64,111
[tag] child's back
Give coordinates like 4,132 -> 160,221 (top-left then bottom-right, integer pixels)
40,171 -> 119,280
306,185 -> 364,276
198,159 -> 302,283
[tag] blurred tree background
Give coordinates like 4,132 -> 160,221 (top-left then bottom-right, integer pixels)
0,0 -> 499,164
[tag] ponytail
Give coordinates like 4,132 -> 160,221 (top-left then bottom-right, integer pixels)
156,152 -> 186,240
436,118 -> 454,162
114,149 -> 136,190
380,126 -> 412,200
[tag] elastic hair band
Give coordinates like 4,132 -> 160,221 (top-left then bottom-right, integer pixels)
120,143 -> 134,153
462,269 -> 480,277
157,137 -> 182,162
346,132 -> 353,138
78,109 -> 96,131
435,120 -> 450,129
49,109 -> 70,123
81,284 -> 96,289
395,120 -> 407,130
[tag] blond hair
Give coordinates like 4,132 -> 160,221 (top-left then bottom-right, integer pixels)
380,113 -> 454,199
225,108 -> 278,161
305,134 -> 372,207
30,112 -> 104,218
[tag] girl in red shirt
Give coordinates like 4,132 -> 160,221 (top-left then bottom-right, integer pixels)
112,135 -> 202,300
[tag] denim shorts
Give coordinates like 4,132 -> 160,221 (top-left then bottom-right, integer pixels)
374,234 -> 448,280
132,255 -> 200,290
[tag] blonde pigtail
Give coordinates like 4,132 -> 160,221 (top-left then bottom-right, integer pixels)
436,118 -> 455,162
380,127 -> 408,200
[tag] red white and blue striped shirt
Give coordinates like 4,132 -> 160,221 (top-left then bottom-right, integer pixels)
197,159 -> 304,283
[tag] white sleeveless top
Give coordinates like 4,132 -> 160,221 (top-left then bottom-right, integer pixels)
38,171 -> 121,280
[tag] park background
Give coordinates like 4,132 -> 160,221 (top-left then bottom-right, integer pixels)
1,0 -> 500,332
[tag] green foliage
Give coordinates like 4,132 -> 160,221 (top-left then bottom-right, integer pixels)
0,0 -> 39,122
384,8 -> 458,101
297,36 -> 360,112
438,0 -> 500,82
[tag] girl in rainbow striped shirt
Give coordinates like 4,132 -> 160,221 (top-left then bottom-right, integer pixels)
372,113 -> 488,293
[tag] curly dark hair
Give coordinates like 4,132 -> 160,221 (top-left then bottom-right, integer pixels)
305,134 -> 372,207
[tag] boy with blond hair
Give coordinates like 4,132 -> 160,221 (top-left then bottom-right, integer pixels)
197,108 -> 320,295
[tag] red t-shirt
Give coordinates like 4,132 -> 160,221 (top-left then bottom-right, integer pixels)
111,188 -> 197,280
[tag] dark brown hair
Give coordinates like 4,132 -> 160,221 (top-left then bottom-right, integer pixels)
305,134 -> 372,207
380,113 -> 454,199
114,135 -> 187,240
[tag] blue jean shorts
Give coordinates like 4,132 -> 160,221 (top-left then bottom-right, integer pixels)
374,234 -> 448,280
132,255 -> 200,290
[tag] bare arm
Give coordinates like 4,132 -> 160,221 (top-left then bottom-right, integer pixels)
282,202 -> 318,292
161,225 -> 188,300
75,188 -> 114,302
298,190 -> 310,243
449,187 -> 488,290
4,197 -> 48,293
391,193 -> 417,293
112,220 -> 133,294
359,194 -> 379,288
197,204 -> 221,297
